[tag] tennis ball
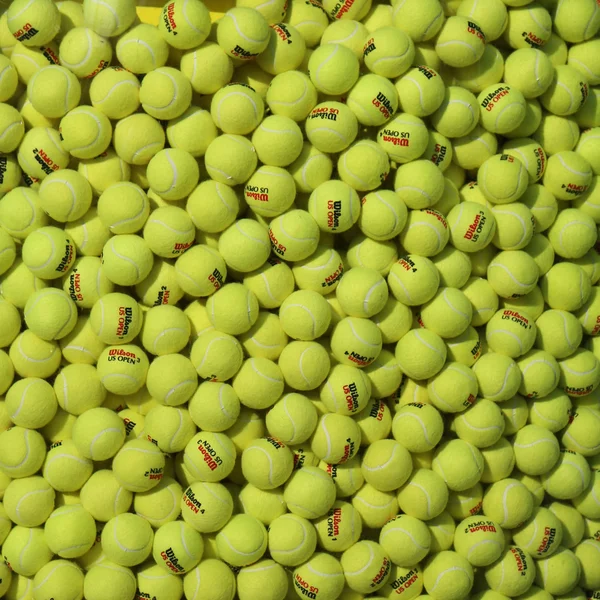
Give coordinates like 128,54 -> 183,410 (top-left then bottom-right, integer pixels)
485,546 -> 536,596
569,39 -> 600,87
290,248 -> 341,297
89,66 -> 140,119
430,86 -> 479,139
57,109 -> 110,167
392,402 -> 444,454
183,431 -> 236,483
283,466 -> 336,519
89,292 -> 142,346
244,166 -> 295,218
141,304 -> 190,356
544,154 -> 593,203
503,48 -> 553,99
143,206 -> 195,258
0,299 -> 20,349
391,0 -> 443,41
268,513 -> 317,566
512,506 -> 563,559
216,6 -> 269,60
0,261 -> 46,312
534,546 -> 582,595
399,208 -> 449,257
513,424 -> 561,476
174,245 -> 226,298
376,113 -> 427,166
21,225 -> 75,280
190,329 -> 243,382
44,504 -> 96,559
487,249 -> 539,299
180,480 -> 233,533
71,407 -> 125,461
26,65 -> 80,119
519,185 -> 558,234
2,525 -> 52,577
101,235 -> 154,287
37,169 -> 92,223
424,551 -> 474,600
237,559 -> 289,600
541,448 -> 592,500
472,351 -> 522,403
139,66 -> 192,121
268,209 -> 320,262
83,560 -> 137,600
435,16 -> 486,68
361,439 -> 412,492
0,187 -> 48,241
340,540 -> 391,594
394,160 -> 445,210
136,258 -> 185,307
491,202 -> 535,251
266,394 -> 316,446
142,405 -> 194,453
183,559 -> 236,600
307,180 -> 360,234
179,40 -> 234,94
550,502 -> 585,548
7,0 -> 60,46
562,405 -> 600,457
313,500 -> 362,554
446,202 -> 496,253
17,126 -> 70,180
483,479 -> 534,529
330,316 -> 383,368
151,520 -> 203,575
0,154 -> 20,196
379,514 -> 431,567
279,290 -> 330,340
23,288 -> 76,341
10,40 -> 60,84
215,513 -> 267,567
432,439 -> 484,491
574,538 -> 600,589
334,267 -> 387,319
344,75 -> 398,129
445,326 -> 483,366
3,476 -> 54,527
137,562 -> 183,600
486,308 -> 537,358
528,388 -> 572,433
387,254 -> 440,306
337,139 -> 390,192
517,348 -> 561,398
266,73 -> 317,126
206,282 -> 259,336
554,0 -> 600,42
533,113 -> 580,155
238,311 -> 288,361
32,559 -> 84,599
541,65 -> 590,116
427,361 -> 478,415
251,115 -> 303,167
292,553 -> 344,600
82,0 -> 135,37
101,512 -> 153,567
256,22 -> 304,74
77,152 -> 130,198
5,376 -> 57,429
363,26 -> 413,78
279,340 -> 331,391
478,153 -> 529,204
113,113 -> 165,166
542,262 -> 593,312
58,26 -> 111,78
503,139 -> 547,184
446,485 -> 483,523
42,438 -> 93,493
454,398 -> 505,449
115,23 -> 168,73
308,43 -> 359,96
319,455 -> 364,498
319,364 -> 372,416
305,101 -> 358,154
241,437 -> 293,491
146,354 -> 198,407
418,287 -> 473,339
9,329 -> 62,379
456,0 -> 507,40
166,108 -> 217,158
395,328 -> 447,380
157,0 -> 210,49
351,483 -> 398,530
396,467 -> 448,521
79,469 -> 132,522
205,134 -> 258,186
394,66 -> 445,119
187,181 -> 238,234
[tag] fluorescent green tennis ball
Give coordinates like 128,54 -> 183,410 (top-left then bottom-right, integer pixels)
139,66 -> 191,121
206,282 -> 259,335
544,154 -> 593,202
394,160 -> 445,209
7,0 -> 60,46
140,304 -> 190,356
478,153 -> 529,203
345,74 -> 398,127
419,287 -> 473,339
0,188 -> 47,240
320,364 -> 372,416
101,512 -> 153,567
427,361 -> 478,414
22,226 -> 76,279
554,0 -> 600,43
395,65 -> 445,118
77,151 -> 130,198
252,114 -> 303,167
387,254 -> 440,306
116,23 -> 168,73
257,22 -> 305,75
282,467 -> 334,520
513,424 -> 560,476
146,354 -> 197,407
532,113 -> 580,155
453,398 -> 505,448
562,405 -> 600,457
379,514 -> 431,567
204,134 -> 258,186
268,209 -> 320,262
58,26 -> 111,79
435,16 -> 486,68
516,349 -> 560,398
137,563 -> 184,600
512,506 -> 563,558
215,513 -> 267,567
183,559 -> 235,600
216,7 -> 269,60
180,480 -> 233,533
352,482 -> 398,529
190,329 -> 243,382
486,308 -> 537,358
456,0 -> 507,41
113,113 -> 165,166
89,66 -> 140,119
279,290 -> 330,341
42,439 -> 93,493
391,0 -> 443,41
399,208 -> 449,256
308,43 -> 359,96
71,407 -> 125,461
236,559 -> 288,600
574,538 -> 600,589
528,388 -> 572,433
337,139 -> 390,192
238,311 -> 288,361
363,26 -> 414,78
44,504 -> 96,559
0,298 -> 20,348
392,402 -> 444,453
308,180 -> 360,234
187,179 -> 238,233
112,438 -> 165,494
152,520 -> 203,575
143,405 -> 195,453
504,3 -> 552,50
166,107 -> 217,158
341,540 -> 391,594
157,0 -> 210,49
447,202 -> 496,252
430,85 -> 479,139
82,0 -> 135,37
24,288 -> 76,340
541,448 -> 592,500
265,393 -> 316,445
503,138 -> 547,183
58,105 -> 112,161
541,65 -> 590,116
395,328 -> 447,380
453,516 -> 505,567
179,41 -> 233,96
313,500 -> 362,553
292,553 -> 344,600
175,245 -> 227,298
445,326 -> 483,366
550,502 -> 585,548
483,478 -> 534,530
244,166 -> 295,218
3,476 -> 54,527
18,126 -> 69,180
491,202 -> 535,251
485,546 -> 536,596
472,352 -> 522,402
8,329 -> 61,379
54,363 -> 106,415
278,340 -> 330,391
183,431 -> 236,483
432,439 -> 484,491
10,41 -> 60,84
241,436 -> 293,491
26,64 -> 80,119
376,113 -> 428,165
330,316 -> 382,368
397,467 -> 449,521
143,205 -> 195,257
83,561 -> 137,600
534,546 -> 582,595
266,71 -> 318,123
305,101 -> 358,153
2,525 -> 52,577
361,439 -> 412,492
32,560 -> 84,599
335,267 -> 388,318
269,513 -> 317,566
487,249 -> 539,299
357,192 -> 407,244
79,469 -> 132,523
38,169 -> 92,222
541,262 -> 592,311
569,39 -> 600,86
0,154 -> 21,195
503,48 -> 553,99
101,235 -> 153,286
89,292 -> 142,345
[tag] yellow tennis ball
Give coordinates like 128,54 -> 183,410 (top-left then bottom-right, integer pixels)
143,205 -> 195,257
205,282 -> 259,335
251,114 -> 303,167
345,74 -> 398,128
0,298 -> 20,350
456,0 -> 507,41
266,71 -> 317,124
101,235 -> 154,286
542,262 -> 592,312
166,107 -> 217,158
423,550 -> 474,600
397,468 -> 448,521
361,439 -> 413,493
257,22 -> 305,75
329,316 -> 381,369
89,66 -> 140,119
142,405 -> 195,453
340,540 -> 391,594
21,225 -> 75,280
89,292 -> 142,346
204,134 -> 258,186
183,431 -> 236,483
100,512 -> 153,568
32,560 -> 84,599
58,26 -> 111,78
391,0 -> 443,41
541,65 -> 590,116
336,139 -> 390,193
305,101 -> 359,153
183,559 -> 235,600
157,0 -> 210,49
491,202 -> 535,251
395,327 -> 447,380
310,413 -> 361,465
7,0 -> 60,46
244,165 -> 296,217
533,546 -> 581,596
174,245 -> 227,298
115,23 -> 168,73
482,479 -> 534,530
62,257 -> 112,311
387,254 -> 440,306
83,560 -> 137,600
215,513 -> 267,567
54,363 -> 107,416
180,480 -> 233,533
268,209 -> 320,262
23,289 -> 74,343
308,43 -> 359,96
268,513 -> 316,567
58,105 -> 112,160
38,169 -> 92,223
279,290 -> 330,341
8,329 -> 62,380
42,438 -> 93,493
44,504 -> 96,559
395,65 -> 445,119
392,402 -> 444,453
307,180 -> 360,235
2,525 -> 53,577
319,364 -> 372,416
241,437 -> 293,490
77,152 -> 130,198
97,183 -> 149,235
139,66 -> 192,121
82,0 -> 135,37
377,113 -> 428,165
26,64 -> 80,119
315,502 -> 361,555
3,475 -> 54,527
554,0 -> 600,43
503,48 -> 553,99
280,339 -> 331,391
189,329 -> 243,382
357,191 -> 407,242
282,466 -> 336,520
435,16 -> 486,68
132,474 -> 181,528
113,113 -> 165,166
10,40 -> 60,83
379,514 -> 431,568
363,26 -> 414,78
216,6 -> 269,60
486,250 -> 539,300
432,439 -> 484,492
17,126 -> 69,180
179,41 -> 233,95
151,520 -> 203,575
145,353 -> 197,407
447,202 -> 496,252
545,156 -> 593,206
187,180 -> 238,233
512,506 -> 563,559
430,85 -> 479,139
140,304 -> 190,356
0,154 -> 21,195
112,438 -> 165,494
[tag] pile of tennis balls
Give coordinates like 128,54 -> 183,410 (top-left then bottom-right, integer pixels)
0,0 -> 600,598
